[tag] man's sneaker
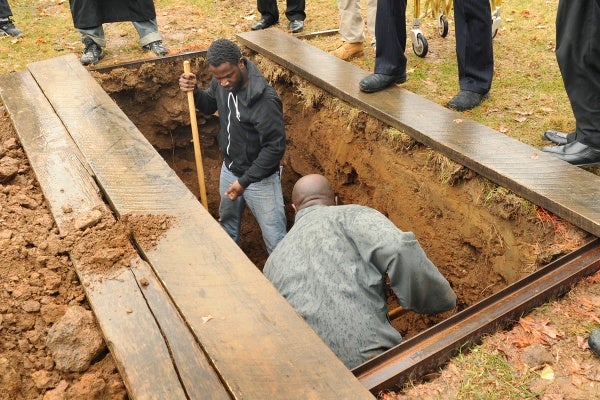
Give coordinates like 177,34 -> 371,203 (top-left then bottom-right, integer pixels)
143,40 -> 168,56
80,37 -> 104,65
331,42 -> 364,60
0,18 -> 22,37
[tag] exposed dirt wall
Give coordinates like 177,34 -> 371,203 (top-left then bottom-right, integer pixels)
94,55 -> 591,337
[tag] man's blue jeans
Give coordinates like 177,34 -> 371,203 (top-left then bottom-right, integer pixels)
219,164 -> 286,254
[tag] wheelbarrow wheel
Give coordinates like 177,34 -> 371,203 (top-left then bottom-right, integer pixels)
412,33 -> 428,57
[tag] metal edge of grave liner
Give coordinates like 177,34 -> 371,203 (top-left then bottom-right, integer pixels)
353,238 -> 600,394
89,49 -> 600,395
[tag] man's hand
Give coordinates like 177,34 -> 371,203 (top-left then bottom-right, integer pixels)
224,180 -> 245,201
179,72 -> 197,92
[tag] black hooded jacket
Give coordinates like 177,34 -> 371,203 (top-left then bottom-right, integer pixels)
193,58 -> 286,188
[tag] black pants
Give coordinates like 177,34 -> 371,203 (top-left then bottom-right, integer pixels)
556,0 -> 600,147
257,0 -> 305,23
373,0 -> 407,75
453,0 -> 494,94
0,0 -> 13,19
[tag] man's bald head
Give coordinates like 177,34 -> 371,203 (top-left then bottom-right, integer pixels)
291,174 -> 336,212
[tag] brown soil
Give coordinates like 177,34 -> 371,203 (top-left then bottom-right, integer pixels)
1,7 -> 599,400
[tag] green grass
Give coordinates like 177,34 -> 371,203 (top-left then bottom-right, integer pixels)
454,346 -> 539,399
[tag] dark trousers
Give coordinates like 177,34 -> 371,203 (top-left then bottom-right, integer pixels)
257,0 -> 305,23
556,0 -> 600,147
0,0 -> 13,19
453,0 -> 494,94
374,0 -> 407,75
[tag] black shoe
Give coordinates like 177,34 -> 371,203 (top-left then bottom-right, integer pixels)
143,40 -> 168,56
590,329 -> 600,356
541,142 -> 600,166
447,90 -> 488,111
0,17 -> 22,37
359,73 -> 407,93
252,18 -> 276,30
542,130 -> 574,145
80,37 -> 104,66
289,20 -> 304,33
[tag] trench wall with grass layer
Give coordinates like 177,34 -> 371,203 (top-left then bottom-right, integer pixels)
93,55 -> 591,339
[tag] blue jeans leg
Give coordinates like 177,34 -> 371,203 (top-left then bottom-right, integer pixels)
218,165 -> 287,254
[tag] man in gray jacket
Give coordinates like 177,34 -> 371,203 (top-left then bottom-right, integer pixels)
264,174 -> 456,369
179,39 -> 287,254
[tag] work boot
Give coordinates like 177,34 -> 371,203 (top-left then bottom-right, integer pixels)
332,42 -> 364,61
0,17 -> 22,37
80,37 -> 104,66
143,40 -> 169,57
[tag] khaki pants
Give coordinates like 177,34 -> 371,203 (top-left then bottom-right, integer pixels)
337,0 -> 377,45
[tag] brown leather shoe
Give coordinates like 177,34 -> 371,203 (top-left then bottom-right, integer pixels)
331,42 -> 364,60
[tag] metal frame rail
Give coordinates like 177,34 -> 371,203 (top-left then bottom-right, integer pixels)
353,238 -> 600,394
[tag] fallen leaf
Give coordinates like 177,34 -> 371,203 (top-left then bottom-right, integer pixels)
453,119 -> 463,124
514,117 -> 527,123
540,364 -> 555,380
531,153 -> 539,160
498,124 -> 508,133
202,315 -> 213,323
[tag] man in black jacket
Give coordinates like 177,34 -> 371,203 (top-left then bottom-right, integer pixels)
179,39 -> 287,254
69,0 -> 168,65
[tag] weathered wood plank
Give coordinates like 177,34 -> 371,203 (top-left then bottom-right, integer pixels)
237,29 -> 600,237
27,54 -> 374,399
0,71 -> 230,400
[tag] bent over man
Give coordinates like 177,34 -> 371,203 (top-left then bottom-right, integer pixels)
179,39 -> 287,254
264,174 -> 456,368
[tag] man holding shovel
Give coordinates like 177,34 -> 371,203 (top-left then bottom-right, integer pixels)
179,38 -> 287,254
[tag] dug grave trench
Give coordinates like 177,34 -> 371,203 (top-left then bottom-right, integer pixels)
92,54 -> 592,340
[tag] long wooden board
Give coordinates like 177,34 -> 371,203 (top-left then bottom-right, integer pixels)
26,54 -> 374,399
237,29 -> 600,237
0,71 -> 230,400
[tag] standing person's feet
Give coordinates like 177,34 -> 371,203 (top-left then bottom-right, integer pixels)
289,20 -> 304,33
143,40 -> 168,56
252,18 -> 276,30
359,73 -> 406,93
541,130 -> 574,145
80,37 -> 104,66
332,42 -> 364,60
0,17 -> 22,37
542,142 -> 600,166
447,90 -> 489,111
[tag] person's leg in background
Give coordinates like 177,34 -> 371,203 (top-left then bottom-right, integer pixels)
359,0 -> 407,93
284,0 -> 305,33
0,0 -> 22,37
133,18 -> 168,56
78,25 -> 106,65
542,0 -> 600,165
447,0 -> 493,111
332,0 -> 365,60
252,0 -> 279,30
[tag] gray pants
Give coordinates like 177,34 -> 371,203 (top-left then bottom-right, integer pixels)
80,18 -> 162,47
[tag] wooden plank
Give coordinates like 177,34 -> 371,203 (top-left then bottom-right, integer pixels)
0,71 -> 230,400
27,54 -> 375,399
236,29 -> 600,237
